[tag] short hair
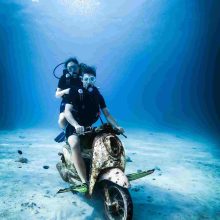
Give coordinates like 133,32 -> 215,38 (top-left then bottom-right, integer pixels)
79,63 -> 87,76
64,57 -> 79,68
80,63 -> 96,77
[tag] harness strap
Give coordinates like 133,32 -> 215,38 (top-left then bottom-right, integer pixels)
99,115 -> 104,125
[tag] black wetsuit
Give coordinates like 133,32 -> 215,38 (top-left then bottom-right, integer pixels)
57,73 -> 82,113
65,86 -> 107,138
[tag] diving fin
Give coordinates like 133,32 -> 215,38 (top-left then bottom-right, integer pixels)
57,183 -> 88,194
126,169 -> 155,181
54,131 -> 65,143
57,170 -> 155,194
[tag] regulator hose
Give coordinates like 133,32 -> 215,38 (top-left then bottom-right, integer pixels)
53,62 -> 65,79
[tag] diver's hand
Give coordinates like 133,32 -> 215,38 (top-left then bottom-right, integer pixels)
57,89 -> 70,97
75,125 -> 85,135
115,126 -> 124,134
63,88 -> 70,95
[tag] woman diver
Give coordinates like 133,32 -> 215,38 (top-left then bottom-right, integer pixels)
54,57 -> 83,142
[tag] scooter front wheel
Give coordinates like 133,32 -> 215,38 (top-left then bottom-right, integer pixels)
103,182 -> 133,220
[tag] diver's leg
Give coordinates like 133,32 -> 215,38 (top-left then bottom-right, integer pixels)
58,113 -> 67,129
68,135 -> 87,183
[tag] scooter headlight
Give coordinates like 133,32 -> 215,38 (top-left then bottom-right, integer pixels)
103,135 -> 122,158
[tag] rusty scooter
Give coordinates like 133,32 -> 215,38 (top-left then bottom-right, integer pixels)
56,123 -> 154,220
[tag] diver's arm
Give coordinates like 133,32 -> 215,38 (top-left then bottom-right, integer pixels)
64,104 -> 79,127
102,107 -> 118,127
64,104 -> 84,134
55,88 -> 70,98
101,107 -> 124,133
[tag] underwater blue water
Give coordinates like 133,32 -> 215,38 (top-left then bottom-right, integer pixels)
0,0 -> 220,141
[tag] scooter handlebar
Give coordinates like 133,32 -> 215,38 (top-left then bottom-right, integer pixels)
74,124 -> 127,138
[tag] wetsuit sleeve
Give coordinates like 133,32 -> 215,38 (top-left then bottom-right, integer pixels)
98,92 -> 107,109
58,75 -> 65,89
64,88 -> 77,105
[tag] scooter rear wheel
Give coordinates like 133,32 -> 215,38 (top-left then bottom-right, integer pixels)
103,182 -> 133,220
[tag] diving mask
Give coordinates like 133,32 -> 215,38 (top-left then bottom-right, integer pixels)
83,75 -> 96,83
82,74 -> 96,89
67,63 -> 79,75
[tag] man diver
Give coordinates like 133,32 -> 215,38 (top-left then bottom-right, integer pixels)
64,64 -> 124,190
55,57 -> 82,142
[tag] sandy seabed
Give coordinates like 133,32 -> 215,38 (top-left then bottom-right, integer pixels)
0,128 -> 220,220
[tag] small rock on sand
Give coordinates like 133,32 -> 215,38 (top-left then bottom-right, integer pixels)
15,157 -> 28,163
21,202 -> 37,209
132,187 -> 140,192
17,150 -> 23,155
154,166 -> 161,171
126,156 -> 132,162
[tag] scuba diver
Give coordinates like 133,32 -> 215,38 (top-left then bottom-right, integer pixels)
64,64 -> 124,190
54,57 -> 82,142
